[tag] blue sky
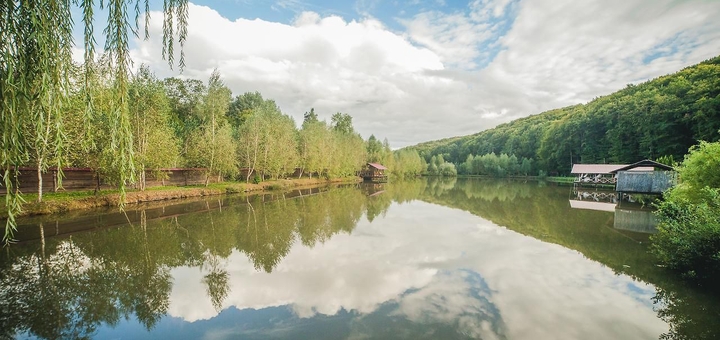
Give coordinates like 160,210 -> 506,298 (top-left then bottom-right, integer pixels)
89,0 -> 720,147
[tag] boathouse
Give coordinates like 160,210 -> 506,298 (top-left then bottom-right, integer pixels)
611,159 -> 675,195
360,163 -> 388,182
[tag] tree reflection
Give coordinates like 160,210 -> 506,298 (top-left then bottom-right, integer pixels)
409,177 -> 720,340
653,285 -> 720,340
202,256 -> 230,312
0,186 -> 379,339
7,179 -> 717,339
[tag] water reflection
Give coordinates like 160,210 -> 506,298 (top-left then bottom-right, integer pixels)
0,179 -> 718,339
569,188 -> 659,234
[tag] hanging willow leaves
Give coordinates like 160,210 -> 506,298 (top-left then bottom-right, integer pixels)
0,0 -> 189,244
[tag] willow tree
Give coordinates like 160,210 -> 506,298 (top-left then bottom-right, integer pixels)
1,0 -> 189,243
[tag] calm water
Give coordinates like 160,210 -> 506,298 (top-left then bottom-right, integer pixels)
1,178 -> 719,340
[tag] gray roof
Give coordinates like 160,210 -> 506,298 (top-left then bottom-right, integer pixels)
610,159 -> 674,173
571,164 -> 654,174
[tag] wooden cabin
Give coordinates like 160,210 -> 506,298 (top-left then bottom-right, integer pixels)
360,163 -> 388,182
611,160 -> 675,195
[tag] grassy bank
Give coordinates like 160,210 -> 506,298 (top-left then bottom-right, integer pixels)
1,177 -> 360,219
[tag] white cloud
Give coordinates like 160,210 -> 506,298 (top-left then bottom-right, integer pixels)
477,0 -> 720,118
131,1 -> 720,148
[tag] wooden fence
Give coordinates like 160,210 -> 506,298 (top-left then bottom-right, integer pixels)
0,168 -> 216,194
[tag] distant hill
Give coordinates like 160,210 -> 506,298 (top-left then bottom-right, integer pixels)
404,56 -> 720,175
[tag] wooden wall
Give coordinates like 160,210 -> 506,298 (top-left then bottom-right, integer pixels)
616,171 -> 676,194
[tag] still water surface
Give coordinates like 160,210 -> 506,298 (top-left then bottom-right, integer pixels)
1,178 -> 719,339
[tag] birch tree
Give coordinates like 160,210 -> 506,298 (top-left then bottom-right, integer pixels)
129,66 -> 180,190
186,70 -> 236,185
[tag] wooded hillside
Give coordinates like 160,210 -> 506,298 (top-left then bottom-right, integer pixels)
405,56 -> 720,175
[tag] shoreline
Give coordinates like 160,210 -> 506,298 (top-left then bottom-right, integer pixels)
1,177 -> 361,219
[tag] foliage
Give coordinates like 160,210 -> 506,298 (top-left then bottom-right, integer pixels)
426,155 -> 456,177
652,140 -> 720,283
236,102 -> 297,181
652,187 -> 720,281
129,66 -> 180,189
298,116 -> 330,178
438,162 -> 458,176
163,77 -> 205,154
391,149 -> 426,178
655,155 -> 677,168
459,152 -> 533,177
1,0 -> 189,244
675,141 -> 720,192
185,70 -> 237,184
227,91 -> 279,129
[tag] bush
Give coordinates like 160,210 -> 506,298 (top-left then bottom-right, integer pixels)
678,141 -> 720,190
438,162 -> 457,177
651,187 -> 720,281
651,140 -> 720,283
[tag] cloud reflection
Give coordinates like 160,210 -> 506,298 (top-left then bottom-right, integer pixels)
166,200 -> 666,339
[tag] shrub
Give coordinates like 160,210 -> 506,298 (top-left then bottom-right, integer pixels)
678,141 -> 720,190
651,187 -> 720,281
438,162 -> 457,177
651,140 -> 720,283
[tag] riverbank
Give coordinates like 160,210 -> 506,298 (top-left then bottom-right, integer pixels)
1,177 -> 361,219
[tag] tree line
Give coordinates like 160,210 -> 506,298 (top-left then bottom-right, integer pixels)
405,55 -> 720,175
1,58 -> 425,219
12,61 -> 430,194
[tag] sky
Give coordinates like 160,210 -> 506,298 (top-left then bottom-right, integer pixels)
113,0 -> 720,148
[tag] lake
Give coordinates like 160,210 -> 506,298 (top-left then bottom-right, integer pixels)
1,178 -> 718,339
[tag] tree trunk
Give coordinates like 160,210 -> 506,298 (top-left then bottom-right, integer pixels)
37,159 -> 43,202
140,170 -> 146,191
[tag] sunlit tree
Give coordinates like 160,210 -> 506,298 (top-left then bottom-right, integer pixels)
1,0 -> 189,243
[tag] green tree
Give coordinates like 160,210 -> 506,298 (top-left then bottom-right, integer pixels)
331,112 -> 354,135
227,91 -> 279,129
163,77 -> 205,154
129,66 -> 180,190
1,0 -> 189,243
185,70 -> 236,184
298,117 -> 330,178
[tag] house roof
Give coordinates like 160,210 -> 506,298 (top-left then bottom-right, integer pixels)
571,164 -> 626,174
367,163 -> 387,170
610,159 -> 674,173
571,164 -> 654,174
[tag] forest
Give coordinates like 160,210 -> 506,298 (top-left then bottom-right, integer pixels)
405,56 -> 720,175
